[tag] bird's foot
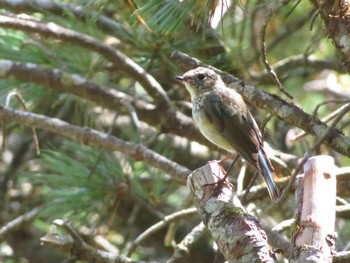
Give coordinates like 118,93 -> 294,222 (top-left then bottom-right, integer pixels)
204,160 -> 233,193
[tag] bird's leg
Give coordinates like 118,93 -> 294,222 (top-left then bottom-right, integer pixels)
218,154 -> 240,183
211,155 -> 240,196
241,171 -> 259,203
203,155 -> 240,192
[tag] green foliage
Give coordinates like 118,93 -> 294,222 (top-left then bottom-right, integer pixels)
131,0 -> 195,34
22,141 -> 177,225
23,141 -> 124,223
0,0 -> 349,262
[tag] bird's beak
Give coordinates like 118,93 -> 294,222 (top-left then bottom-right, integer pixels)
176,76 -> 185,82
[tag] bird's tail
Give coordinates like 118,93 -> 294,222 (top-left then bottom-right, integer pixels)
258,150 -> 281,203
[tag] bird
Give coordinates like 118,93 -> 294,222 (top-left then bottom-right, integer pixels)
176,67 -> 281,202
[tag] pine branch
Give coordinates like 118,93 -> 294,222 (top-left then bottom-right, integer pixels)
0,14 -> 170,106
0,0 -> 134,43
0,59 -> 205,147
0,105 -> 190,183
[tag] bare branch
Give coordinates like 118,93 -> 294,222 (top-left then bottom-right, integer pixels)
0,206 -> 44,239
291,100 -> 350,142
278,102 -> 350,203
259,0 -> 293,99
41,220 -> 157,263
251,55 -> 346,84
304,73 -> 350,99
167,222 -> 206,263
126,208 -> 197,256
0,14 -> 170,106
3,91 -> 40,155
0,0 -> 134,43
0,59 -> 205,147
336,167 -> 350,180
336,204 -> 350,217
0,105 -> 190,183
333,251 -> 350,263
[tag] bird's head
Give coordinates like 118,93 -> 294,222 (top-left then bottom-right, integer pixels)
176,67 -> 222,99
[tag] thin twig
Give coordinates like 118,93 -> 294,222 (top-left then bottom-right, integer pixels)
3,91 -> 40,155
310,9 -> 321,31
43,219 -> 155,263
272,218 -> 295,233
291,100 -> 350,142
251,54 -> 346,83
167,222 -> 206,263
333,251 -> 350,263
125,208 -> 197,256
120,100 -> 144,142
259,1 -> 293,99
241,171 -> 259,203
0,205 -> 44,239
88,113 -> 120,180
278,102 -> 350,204
313,99 -> 350,120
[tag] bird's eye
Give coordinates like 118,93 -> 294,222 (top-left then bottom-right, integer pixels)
197,73 -> 206,80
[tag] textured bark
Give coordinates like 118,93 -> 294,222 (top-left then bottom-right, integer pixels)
187,161 -> 275,263
0,105 -> 189,183
311,0 -> 350,72
291,156 -> 337,262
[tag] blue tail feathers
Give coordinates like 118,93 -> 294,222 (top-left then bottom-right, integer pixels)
258,150 -> 281,202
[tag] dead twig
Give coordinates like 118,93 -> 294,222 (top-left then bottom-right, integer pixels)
2,91 -> 40,155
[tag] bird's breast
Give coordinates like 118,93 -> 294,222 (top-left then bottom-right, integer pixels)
192,103 -> 233,152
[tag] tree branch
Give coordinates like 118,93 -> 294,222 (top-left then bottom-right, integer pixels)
167,222 -> 206,263
0,105 -> 190,183
333,251 -> 350,263
0,59 -> 205,147
311,0 -> 350,72
0,14 -> 170,106
0,205 -> 44,239
187,161 -> 275,262
259,0 -> 293,99
41,219 -> 157,263
125,208 -> 197,256
0,0 -> 134,43
171,51 -> 350,157
251,54 -> 346,84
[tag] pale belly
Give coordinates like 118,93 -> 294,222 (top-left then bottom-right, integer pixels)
193,109 -> 233,152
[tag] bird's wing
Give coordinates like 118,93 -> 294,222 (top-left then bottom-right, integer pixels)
202,90 -> 262,170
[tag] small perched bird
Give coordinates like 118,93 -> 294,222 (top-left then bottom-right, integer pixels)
176,67 -> 281,202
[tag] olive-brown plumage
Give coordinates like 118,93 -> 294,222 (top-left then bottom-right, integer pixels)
176,67 -> 280,202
